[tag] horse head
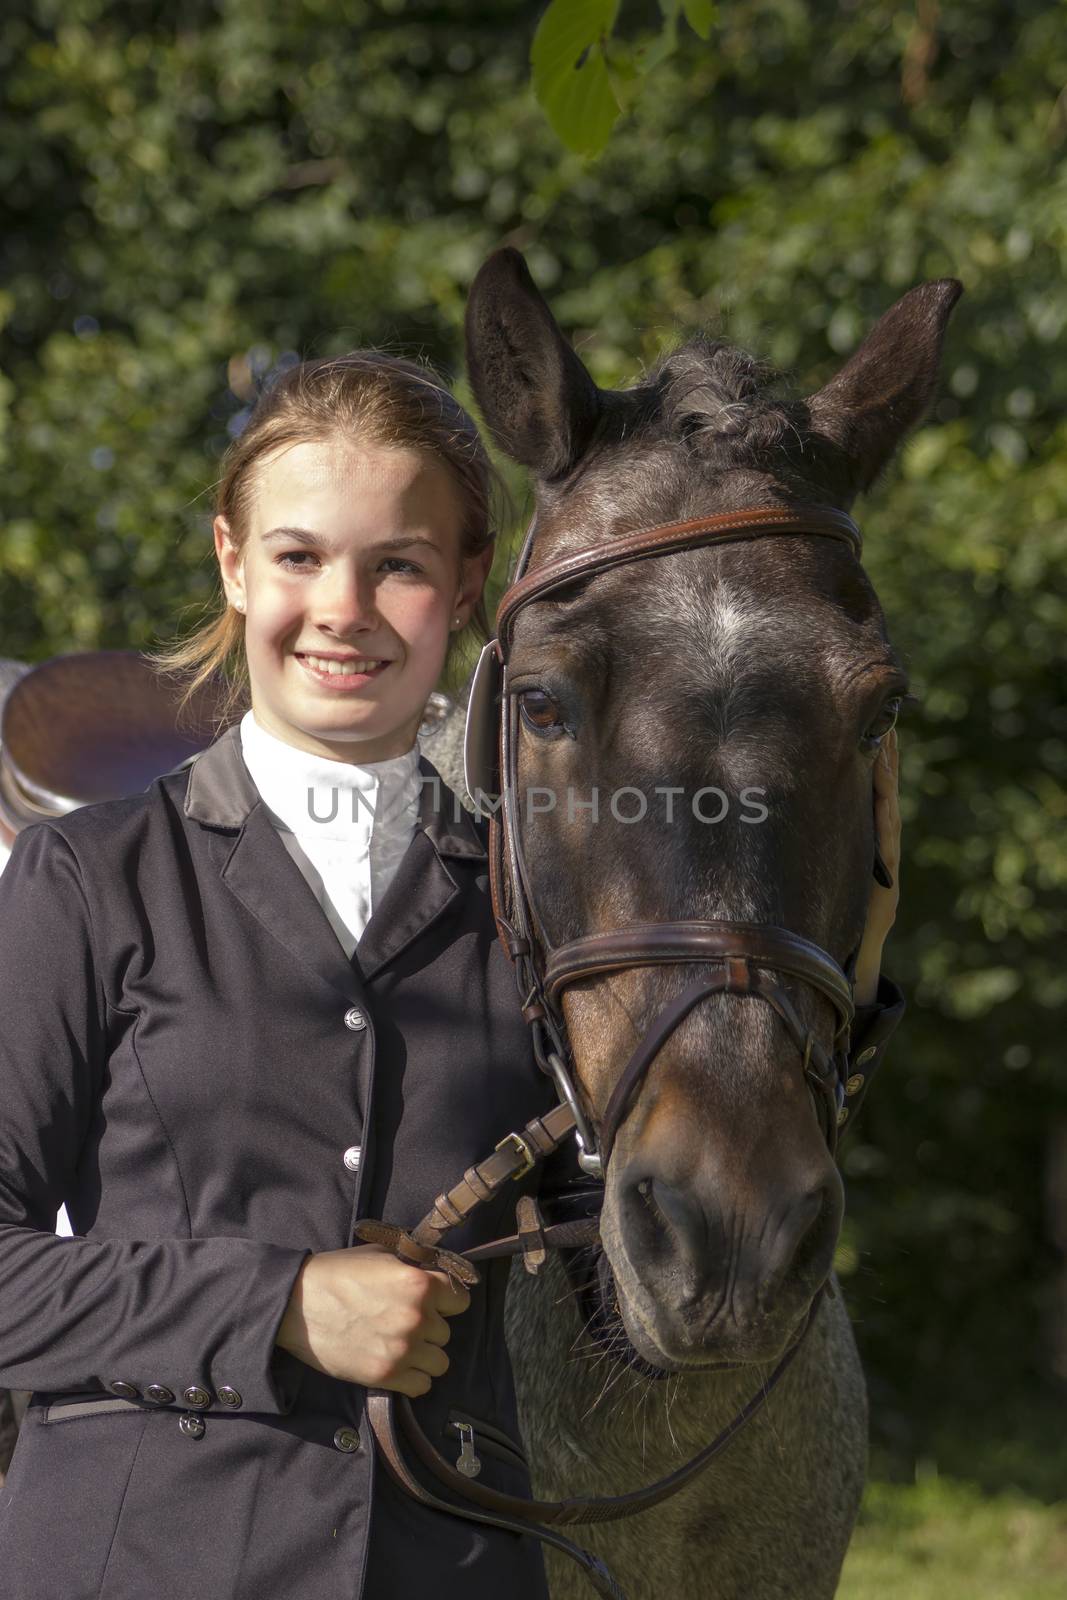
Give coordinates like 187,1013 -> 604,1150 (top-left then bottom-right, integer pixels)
465,248 -> 960,1371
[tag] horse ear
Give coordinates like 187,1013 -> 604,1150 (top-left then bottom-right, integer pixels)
807,279 -> 964,496
465,247 -> 602,479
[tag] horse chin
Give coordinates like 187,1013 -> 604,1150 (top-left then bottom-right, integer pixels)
579,1249 -> 672,1379
579,1249 -> 750,1377
607,1249 -> 815,1374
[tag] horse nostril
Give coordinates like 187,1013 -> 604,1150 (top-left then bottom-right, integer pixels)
636,1177 -> 670,1233
760,1188 -> 836,1312
626,1173 -> 707,1269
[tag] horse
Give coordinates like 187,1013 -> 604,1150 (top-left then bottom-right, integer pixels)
451,246 -> 960,1598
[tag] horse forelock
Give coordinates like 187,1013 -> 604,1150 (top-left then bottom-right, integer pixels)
648,336 -> 801,449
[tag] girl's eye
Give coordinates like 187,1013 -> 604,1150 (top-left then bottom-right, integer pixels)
862,697 -> 902,749
275,554 -> 422,574
518,689 -> 566,737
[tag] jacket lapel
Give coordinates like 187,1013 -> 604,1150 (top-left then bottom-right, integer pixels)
184,727 -> 486,996
354,755 -> 487,982
184,723 -> 364,1002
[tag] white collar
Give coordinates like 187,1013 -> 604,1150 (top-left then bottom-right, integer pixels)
238,710 -> 422,843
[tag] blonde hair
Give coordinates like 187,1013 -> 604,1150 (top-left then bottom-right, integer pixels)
147,351 -> 502,729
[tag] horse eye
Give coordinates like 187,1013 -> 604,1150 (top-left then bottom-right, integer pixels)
863,697 -> 902,746
518,689 -> 565,736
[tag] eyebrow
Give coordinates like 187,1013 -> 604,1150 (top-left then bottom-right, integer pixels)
261,526 -> 443,554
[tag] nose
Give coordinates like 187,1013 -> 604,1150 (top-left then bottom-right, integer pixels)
313,562 -> 378,634
754,1185 -> 836,1314
616,1166 -> 840,1316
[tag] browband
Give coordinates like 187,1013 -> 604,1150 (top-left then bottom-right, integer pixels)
495,504 -> 862,652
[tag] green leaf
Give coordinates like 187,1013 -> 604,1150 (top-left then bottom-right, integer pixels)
531,0 -> 622,157
602,36 -> 643,113
682,0 -> 715,39
633,29 -> 675,76
636,19 -> 678,76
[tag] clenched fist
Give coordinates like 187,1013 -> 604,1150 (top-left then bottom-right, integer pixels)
276,1244 -> 471,1397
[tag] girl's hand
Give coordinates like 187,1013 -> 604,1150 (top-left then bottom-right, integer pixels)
852,727 -> 901,1006
276,1243 -> 471,1397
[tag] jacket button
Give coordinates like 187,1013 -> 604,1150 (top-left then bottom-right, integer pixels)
144,1384 -> 175,1405
216,1386 -> 242,1408
334,1426 -> 360,1453
108,1381 -> 139,1400
845,1073 -> 865,1097
182,1386 -> 211,1409
179,1413 -> 206,1440
855,1046 -> 877,1065
344,1007 -> 367,1031
343,1145 -> 362,1173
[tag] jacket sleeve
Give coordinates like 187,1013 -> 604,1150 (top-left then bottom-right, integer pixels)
0,822 -> 309,1413
839,970 -> 906,1135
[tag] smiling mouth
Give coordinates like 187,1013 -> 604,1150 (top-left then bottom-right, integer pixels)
296,653 -> 391,680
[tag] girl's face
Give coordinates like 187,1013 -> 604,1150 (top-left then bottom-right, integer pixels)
214,437 -> 491,763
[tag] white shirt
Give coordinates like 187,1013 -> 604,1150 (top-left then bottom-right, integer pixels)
238,710 -> 423,960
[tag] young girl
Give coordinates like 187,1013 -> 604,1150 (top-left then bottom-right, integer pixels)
0,352 -> 902,1598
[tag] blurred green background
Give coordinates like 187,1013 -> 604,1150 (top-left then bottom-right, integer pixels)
1,1 -> 1065,1589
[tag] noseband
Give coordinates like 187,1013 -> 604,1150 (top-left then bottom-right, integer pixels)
465,503 -> 869,1177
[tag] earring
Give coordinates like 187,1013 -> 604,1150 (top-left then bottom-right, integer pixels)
234,599 -> 245,613
453,615 -> 461,629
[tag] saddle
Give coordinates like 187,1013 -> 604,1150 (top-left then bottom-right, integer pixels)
0,652 -> 229,835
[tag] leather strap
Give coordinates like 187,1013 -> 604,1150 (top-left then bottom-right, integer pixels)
541,921 -> 854,1032
390,1292 -> 819,1526
409,1100 -> 578,1249
365,1391 -> 626,1600
515,1193 -> 548,1274
496,505 -> 862,650
464,1213 -> 600,1264
537,922 -> 854,1163
351,1221 -> 480,1288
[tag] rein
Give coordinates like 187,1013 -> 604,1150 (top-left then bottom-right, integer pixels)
358,502 -> 875,1599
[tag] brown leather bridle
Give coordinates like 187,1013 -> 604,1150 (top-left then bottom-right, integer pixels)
468,502 -> 870,1177
359,501 -> 888,1599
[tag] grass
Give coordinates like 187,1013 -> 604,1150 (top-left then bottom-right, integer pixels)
839,1473 -> 1067,1599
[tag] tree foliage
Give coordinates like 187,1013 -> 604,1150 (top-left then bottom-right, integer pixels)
1,0 -> 1064,1472
531,0 -> 714,156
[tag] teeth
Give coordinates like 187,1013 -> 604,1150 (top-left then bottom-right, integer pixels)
302,655 -> 383,676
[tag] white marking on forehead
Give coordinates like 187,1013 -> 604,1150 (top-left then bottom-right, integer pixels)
706,588 -> 767,652
642,568 -> 799,803
646,571 -> 777,687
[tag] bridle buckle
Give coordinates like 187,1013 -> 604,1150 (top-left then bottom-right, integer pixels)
494,1130 -> 536,1180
